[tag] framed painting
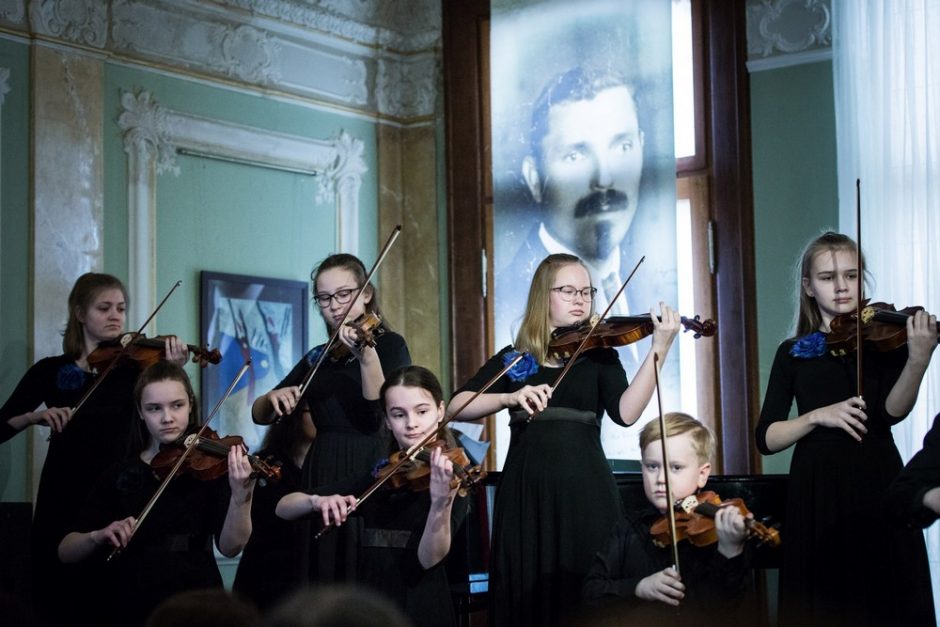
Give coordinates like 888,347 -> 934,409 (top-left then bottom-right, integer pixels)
200,271 -> 309,452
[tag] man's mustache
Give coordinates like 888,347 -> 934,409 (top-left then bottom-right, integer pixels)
573,189 -> 629,218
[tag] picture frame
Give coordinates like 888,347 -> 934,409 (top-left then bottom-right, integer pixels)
200,271 -> 309,453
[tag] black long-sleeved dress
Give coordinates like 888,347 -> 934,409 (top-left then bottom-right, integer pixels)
72,458 -> 232,627
272,331 -> 410,580
456,345 -> 630,626
312,470 -> 469,627
756,340 -> 935,626
887,412 -> 940,528
0,355 -> 139,624
232,448 -> 304,610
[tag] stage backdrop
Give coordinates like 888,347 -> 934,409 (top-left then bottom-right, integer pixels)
491,0 -> 678,467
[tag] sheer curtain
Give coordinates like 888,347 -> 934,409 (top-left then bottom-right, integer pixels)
833,0 -> 940,617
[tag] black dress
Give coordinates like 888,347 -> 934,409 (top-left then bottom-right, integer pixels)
887,412 -> 940,528
73,458 -> 232,627
315,470 -> 470,627
580,504 -> 752,626
273,331 -> 410,580
456,345 -> 630,626
0,355 -> 139,625
756,340 -> 935,626
232,448 -> 304,611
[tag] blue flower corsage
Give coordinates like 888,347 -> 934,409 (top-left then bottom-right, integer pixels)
789,331 -> 826,359
503,350 -> 539,382
304,344 -> 326,366
56,363 -> 87,391
371,457 -> 390,478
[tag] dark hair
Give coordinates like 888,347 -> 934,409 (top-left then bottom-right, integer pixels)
380,365 -> 444,408
529,66 -> 639,168
379,365 -> 454,454
130,361 -> 199,455
145,589 -> 259,627
62,273 -> 128,358
793,231 -> 868,337
263,584 -> 414,627
311,253 -> 382,320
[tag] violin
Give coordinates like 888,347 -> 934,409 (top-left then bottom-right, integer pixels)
828,301 -> 940,356
651,491 -> 781,549
373,440 -> 486,497
88,332 -> 222,372
549,314 -> 717,360
328,312 -> 385,363
150,427 -> 281,484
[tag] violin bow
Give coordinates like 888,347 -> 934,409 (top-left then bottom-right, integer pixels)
527,256 -> 645,423
108,359 -> 251,561
48,281 -> 183,442
653,352 -> 681,575
855,179 -> 864,399
314,353 -> 524,539
258,226 -> 403,425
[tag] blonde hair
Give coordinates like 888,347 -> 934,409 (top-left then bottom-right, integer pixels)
514,254 -> 592,364
793,231 -> 867,337
639,412 -> 715,466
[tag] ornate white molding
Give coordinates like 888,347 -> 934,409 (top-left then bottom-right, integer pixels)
376,52 -> 438,120
117,89 -> 366,323
747,0 -> 831,62
0,0 -> 25,25
29,0 -> 108,48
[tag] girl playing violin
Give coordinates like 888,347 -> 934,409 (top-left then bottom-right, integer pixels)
251,253 -> 411,581
58,361 -> 256,627
0,273 -> 187,625
581,413 -> 752,623
448,253 -> 680,626
276,365 -> 468,627
755,232 -> 936,626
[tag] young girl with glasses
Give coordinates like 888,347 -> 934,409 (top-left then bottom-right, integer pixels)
448,253 -> 680,626
251,253 -> 411,581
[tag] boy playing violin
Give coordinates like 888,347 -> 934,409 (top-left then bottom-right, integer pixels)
581,413 -> 752,624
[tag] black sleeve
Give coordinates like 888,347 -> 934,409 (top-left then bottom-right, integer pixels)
0,359 -> 56,444
593,348 -> 630,426
453,347 -> 515,396
755,342 -> 794,455
375,332 -> 411,376
876,346 -> 914,425
887,413 -> 940,528
582,519 -> 654,605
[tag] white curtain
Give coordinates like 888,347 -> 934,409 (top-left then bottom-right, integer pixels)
833,0 -> 940,618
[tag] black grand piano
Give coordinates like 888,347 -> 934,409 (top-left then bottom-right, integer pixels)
446,471 -> 788,625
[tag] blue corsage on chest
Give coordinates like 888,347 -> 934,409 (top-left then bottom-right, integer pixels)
503,350 -> 539,382
371,457 -> 390,479
56,363 -> 88,391
789,331 -> 826,359
304,344 -> 326,366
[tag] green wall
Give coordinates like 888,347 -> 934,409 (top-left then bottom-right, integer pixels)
0,37 -> 32,503
750,60 -> 838,475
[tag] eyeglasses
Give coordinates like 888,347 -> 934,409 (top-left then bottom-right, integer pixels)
550,286 -> 597,302
314,287 -> 357,308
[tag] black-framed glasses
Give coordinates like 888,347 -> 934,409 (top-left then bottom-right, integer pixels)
314,287 -> 357,308
550,285 -> 597,302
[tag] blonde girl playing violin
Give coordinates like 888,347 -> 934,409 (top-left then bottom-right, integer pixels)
0,273 -> 187,625
58,361 -> 255,627
277,365 -> 468,627
755,231 -> 937,626
448,253 -> 680,626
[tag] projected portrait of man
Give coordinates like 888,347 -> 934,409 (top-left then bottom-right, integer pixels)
506,66 -> 645,319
